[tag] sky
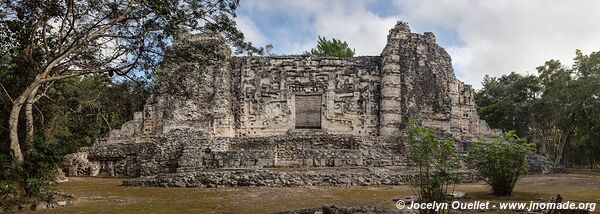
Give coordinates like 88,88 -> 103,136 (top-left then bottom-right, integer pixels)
235,0 -> 600,88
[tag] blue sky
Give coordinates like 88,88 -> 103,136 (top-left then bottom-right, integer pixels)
234,0 -> 600,88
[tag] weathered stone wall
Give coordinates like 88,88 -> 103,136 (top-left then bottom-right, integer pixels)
231,56 -> 381,137
65,130 -> 409,177
152,31 -> 234,136
124,168 -> 418,187
379,22 -> 499,141
64,143 -> 145,177
66,21 -> 501,186
101,21 -> 498,143
123,167 -> 477,188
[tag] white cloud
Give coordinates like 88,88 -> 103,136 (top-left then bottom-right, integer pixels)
393,0 -> 600,88
238,0 -> 600,88
239,0 -> 399,55
310,4 -> 398,56
235,15 -> 269,48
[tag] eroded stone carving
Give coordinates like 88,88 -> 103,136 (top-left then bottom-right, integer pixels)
101,22 -> 496,141
65,21 -> 499,185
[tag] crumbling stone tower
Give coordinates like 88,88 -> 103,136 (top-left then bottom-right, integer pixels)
378,22 -> 408,136
146,30 -> 235,137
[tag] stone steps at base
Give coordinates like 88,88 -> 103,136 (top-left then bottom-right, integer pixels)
123,167 -> 477,188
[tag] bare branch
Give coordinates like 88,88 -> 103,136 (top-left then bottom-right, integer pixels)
42,1 -> 136,79
33,81 -> 56,103
86,93 -> 103,105
0,82 -> 14,104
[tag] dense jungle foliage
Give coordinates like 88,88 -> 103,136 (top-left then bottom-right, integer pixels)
475,50 -> 600,169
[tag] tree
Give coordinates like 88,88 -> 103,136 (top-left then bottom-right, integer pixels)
475,72 -> 540,137
1,72 -> 149,206
564,50 -> 600,168
534,60 -> 571,167
35,76 -> 150,154
305,36 -> 355,57
406,120 -> 459,214
475,50 -> 600,169
0,0 -> 263,165
468,131 -> 532,196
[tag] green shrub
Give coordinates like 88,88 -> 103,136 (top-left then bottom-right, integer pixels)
406,121 -> 460,213
468,131 -> 532,196
0,140 -> 62,209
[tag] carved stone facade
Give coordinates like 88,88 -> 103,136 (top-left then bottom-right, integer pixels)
231,56 -> 382,137
104,22 -> 496,142
64,21 -> 499,186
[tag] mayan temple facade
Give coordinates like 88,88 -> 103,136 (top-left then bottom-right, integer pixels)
64,22 -> 499,187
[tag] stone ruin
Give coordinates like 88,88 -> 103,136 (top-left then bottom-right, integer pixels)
63,21 -> 499,187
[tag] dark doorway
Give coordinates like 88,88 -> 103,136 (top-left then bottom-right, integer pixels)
295,95 -> 322,129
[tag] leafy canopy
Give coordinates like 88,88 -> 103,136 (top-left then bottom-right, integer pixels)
305,36 -> 355,58
475,50 -> 600,168
475,72 -> 540,137
0,0 -> 264,83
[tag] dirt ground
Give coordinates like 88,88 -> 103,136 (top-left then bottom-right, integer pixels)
27,171 -> 600,213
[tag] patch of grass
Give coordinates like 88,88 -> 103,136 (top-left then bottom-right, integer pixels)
28,171 -> 600,214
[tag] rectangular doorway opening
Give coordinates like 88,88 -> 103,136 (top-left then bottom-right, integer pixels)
295,94 -> 322,129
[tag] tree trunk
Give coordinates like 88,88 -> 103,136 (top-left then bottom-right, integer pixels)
539,129 -> 547,155
24,86 -> 39,157
553,129 -> 571,167
9,100 -> 26,166
8,78 -> 41,166
24,101 -> 34,156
